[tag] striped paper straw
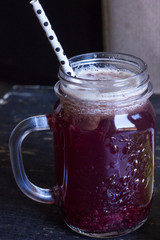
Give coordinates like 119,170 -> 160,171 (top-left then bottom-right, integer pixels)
30,0 -> 75,76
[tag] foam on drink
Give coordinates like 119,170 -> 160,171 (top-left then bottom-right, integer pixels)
61,66 -> 146,102
75,67 -> 133,80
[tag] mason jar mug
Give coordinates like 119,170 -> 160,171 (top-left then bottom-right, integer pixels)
9,52 -> 155,238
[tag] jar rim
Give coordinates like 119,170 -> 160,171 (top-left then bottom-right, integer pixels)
59,52 -> 148,84
56,52 -> 152,104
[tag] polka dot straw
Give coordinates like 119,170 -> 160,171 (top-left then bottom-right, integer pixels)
30,0 -> 75,77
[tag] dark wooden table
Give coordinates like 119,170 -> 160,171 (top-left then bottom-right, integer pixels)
0,86 -> 160,240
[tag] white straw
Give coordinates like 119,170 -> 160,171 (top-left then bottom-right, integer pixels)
30,0 -> 75,76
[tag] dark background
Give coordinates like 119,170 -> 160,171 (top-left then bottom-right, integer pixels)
0,0 -> 103,86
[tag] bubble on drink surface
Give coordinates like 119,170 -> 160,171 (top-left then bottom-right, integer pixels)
75,66 -> 133,81
61,65 -> 145,102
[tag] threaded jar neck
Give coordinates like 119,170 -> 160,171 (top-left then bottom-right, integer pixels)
55,52 -> 153,106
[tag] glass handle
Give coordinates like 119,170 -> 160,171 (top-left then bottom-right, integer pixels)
9,115 -> 55,204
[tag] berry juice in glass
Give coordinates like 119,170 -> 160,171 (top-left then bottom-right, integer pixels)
52,52 -> 155,237
9,52 -> 155,238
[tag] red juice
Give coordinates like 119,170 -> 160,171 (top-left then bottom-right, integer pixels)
51,97 -> 155,235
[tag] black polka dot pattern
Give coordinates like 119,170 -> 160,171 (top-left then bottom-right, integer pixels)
37,9 -> 42,14
56,47 -> 60,52
49,36 -> 54,40
31,0 -> 75,77
44,22 -> 48,27
61,61 -> 65,65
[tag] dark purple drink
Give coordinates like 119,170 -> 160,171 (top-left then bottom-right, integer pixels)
50,52 -> 155,237
51,97 -> 155,236
9,52 -> 155,238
